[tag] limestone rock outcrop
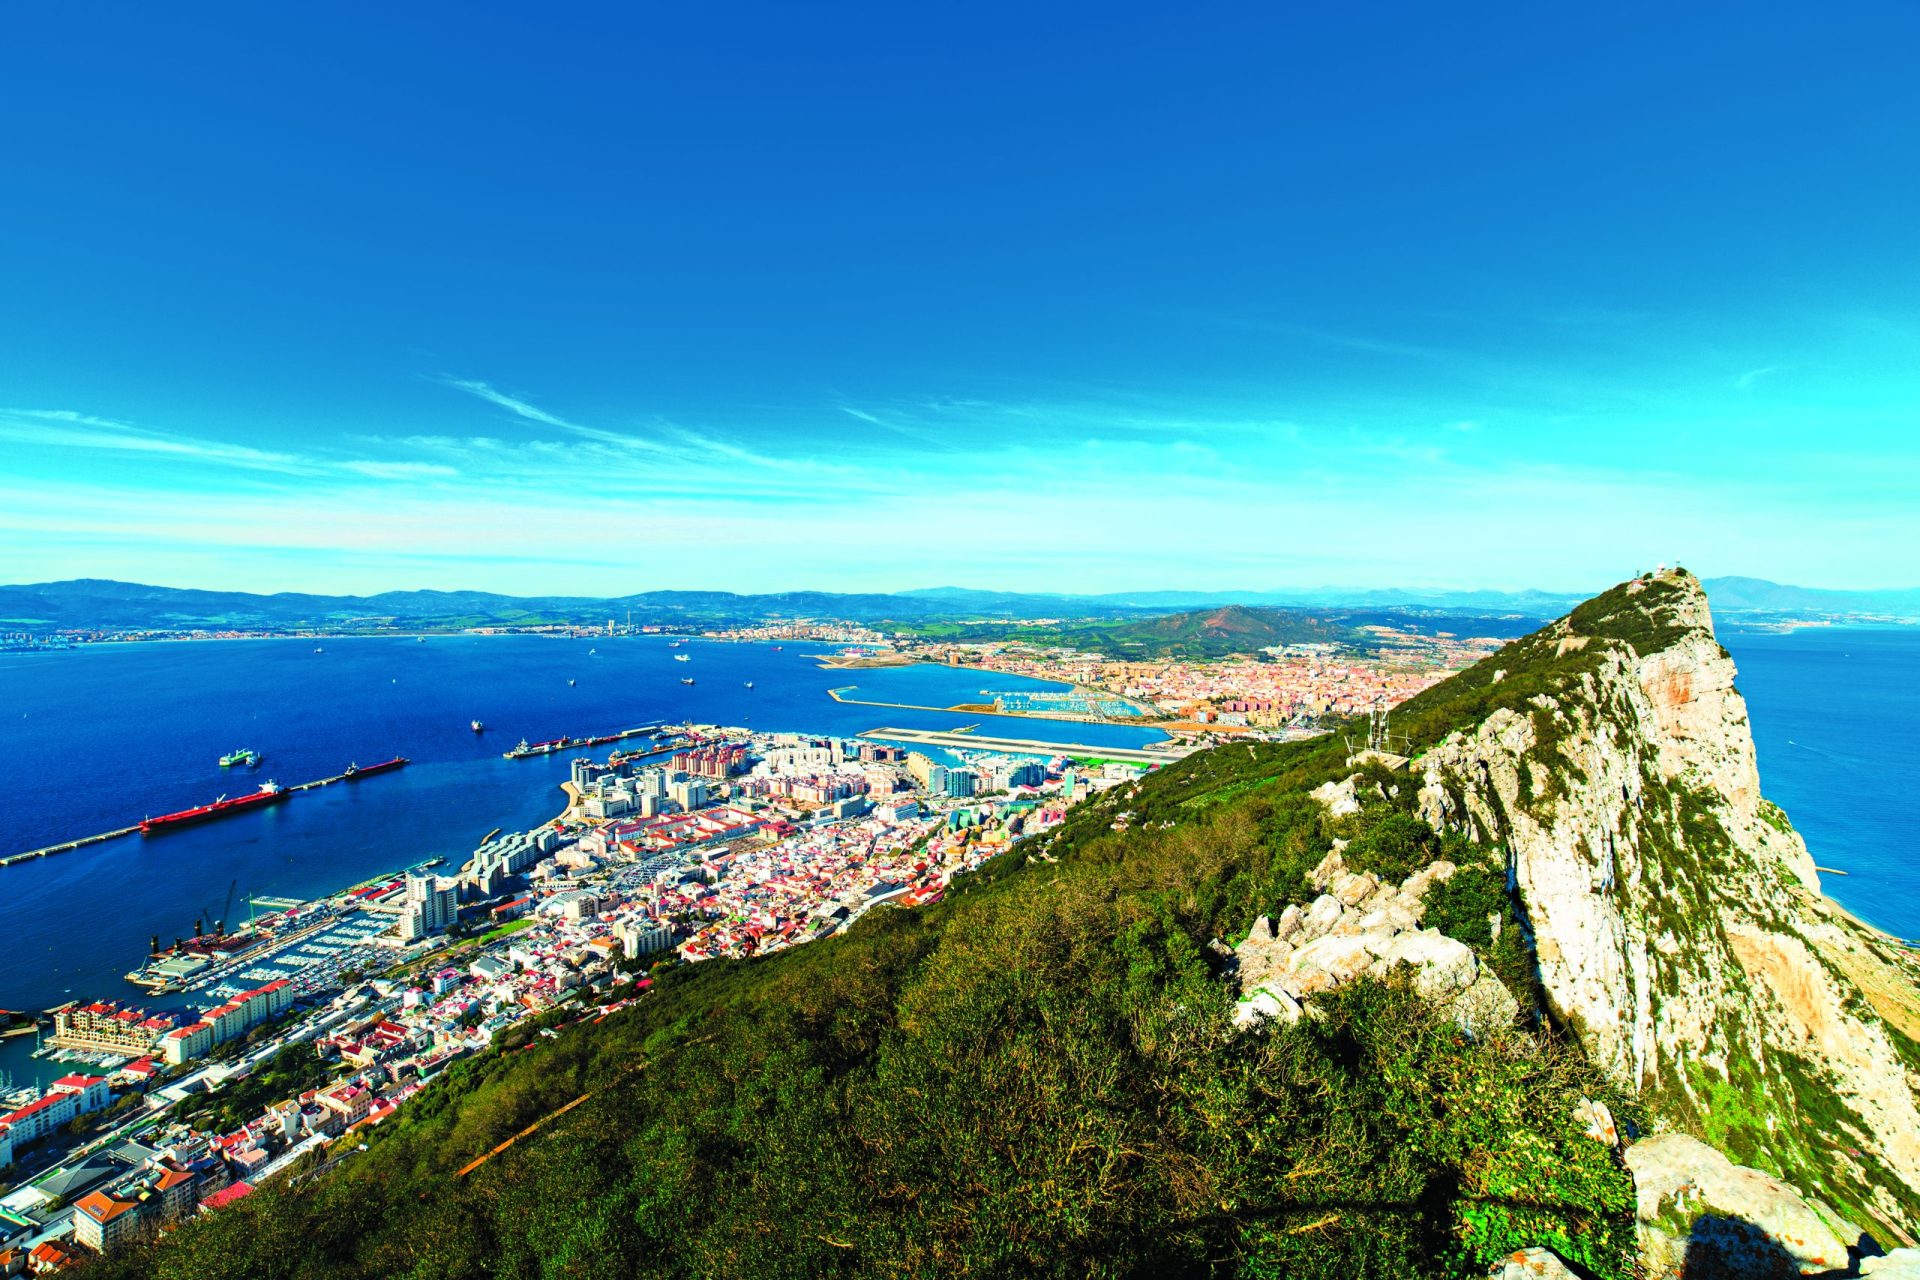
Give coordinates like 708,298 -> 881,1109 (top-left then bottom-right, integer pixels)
1230,851 -> 1508,1034
1407,570 -> 1920,1233
1626,1133 -> 1865,1277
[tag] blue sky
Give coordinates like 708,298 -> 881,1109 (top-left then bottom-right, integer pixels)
2,3 -> 1917,596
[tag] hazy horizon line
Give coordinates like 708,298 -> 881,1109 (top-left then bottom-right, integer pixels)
5,572 -> 1917,602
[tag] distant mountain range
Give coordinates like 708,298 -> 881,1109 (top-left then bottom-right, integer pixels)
0,579 -> 992,632
898,584 -> 1594,613
1014,605 -> 1437,660
903,579 -> 1920,615
1690,575 -> 1920,614
0,575 -> 1911,635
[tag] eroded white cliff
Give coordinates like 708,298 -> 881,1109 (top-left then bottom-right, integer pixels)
1411,570 -> 1920,1236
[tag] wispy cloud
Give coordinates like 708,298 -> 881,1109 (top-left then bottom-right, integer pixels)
435,376 -> 900,491
433,376 -> 681,456
338,460 -> 461,480
12,358 -> 1919,595
434,378 -> 588,432
830,403 -> 957,450
0,408 -> 310,475
8,408 -> 461,488
1735,364 -> 1786,391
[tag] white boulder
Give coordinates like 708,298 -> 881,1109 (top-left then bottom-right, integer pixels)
1304,894 -> 1345,934
1486,1248 -> 1579,1278
1626,1133 -> 1860,1277
1367,930 -> 1479,999
1232,986 -> 1304,1030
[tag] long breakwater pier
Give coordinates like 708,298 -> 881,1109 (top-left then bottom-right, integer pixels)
4,722 -> 672,871
859,726 -> 1198,765
0,763 -> 402,871
0,825 -> 142,867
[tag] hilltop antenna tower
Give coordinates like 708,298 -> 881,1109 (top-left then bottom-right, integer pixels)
1345,699 -> 1412,759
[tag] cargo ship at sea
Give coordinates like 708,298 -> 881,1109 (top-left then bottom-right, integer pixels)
140,781 -> 286,836
343,756 -> 408,779
502,724 -> 663,760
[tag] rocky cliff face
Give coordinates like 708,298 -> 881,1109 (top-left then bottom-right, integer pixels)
1412,570 -> 1920,1239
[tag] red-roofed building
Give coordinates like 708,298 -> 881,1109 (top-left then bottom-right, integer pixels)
27,1240 -> 78,1273
49,1000 -> 184,1056
48,1074 -> 110,1116
0,1091 -> 78,1147
491,895 -> 533,920
161,1020 -> 214,1065
318,1083 -> 369,1128
201,977 -> 297,1051
73,1189 -> 145,1254
154,1163 -> 198,1218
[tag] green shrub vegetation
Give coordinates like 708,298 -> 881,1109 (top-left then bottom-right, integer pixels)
95,776 -> 1634,1277
90,582 -> 1738,1279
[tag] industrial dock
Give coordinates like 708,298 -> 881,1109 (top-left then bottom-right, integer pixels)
121,857 -> 450,998
502,723 -> 663,759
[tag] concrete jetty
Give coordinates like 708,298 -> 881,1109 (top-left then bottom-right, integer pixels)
3,761 -> 404,869
0,825 -> 140,867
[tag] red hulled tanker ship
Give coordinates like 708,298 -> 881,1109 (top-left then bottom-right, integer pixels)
140,781 -> 287,836
343,756 -> 408,779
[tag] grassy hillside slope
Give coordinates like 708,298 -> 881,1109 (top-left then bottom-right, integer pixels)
99,580 -> 1801,1279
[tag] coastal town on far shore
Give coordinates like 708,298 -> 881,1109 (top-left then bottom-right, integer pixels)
0,617 -> 1503,1267
3,612 -> 1501,735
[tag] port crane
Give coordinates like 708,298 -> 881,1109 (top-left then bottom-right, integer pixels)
202,878 -> 239,937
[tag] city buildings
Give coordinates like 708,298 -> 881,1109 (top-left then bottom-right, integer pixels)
69,1155 -> 219,1255
399,872 -> 460,942
620,918 -> 674,958
3,719 -> 1143,1262
71,1188 -> 144,1255
902,633 -> 1500,731
0,1075 -> 110,1150
49,1001 -> 187,1056
157,978 -> 295,1067
160,1021 -> 214,1067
